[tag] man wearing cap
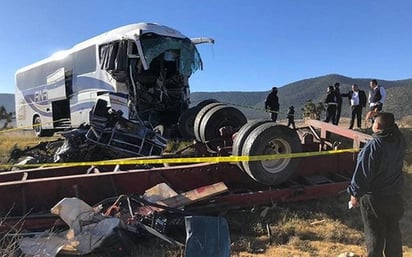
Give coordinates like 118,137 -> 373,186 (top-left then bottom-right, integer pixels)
265,87 -> 280,123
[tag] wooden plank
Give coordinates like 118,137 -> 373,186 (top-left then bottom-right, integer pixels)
135,182 -> 228,216
160,182 -> 228,208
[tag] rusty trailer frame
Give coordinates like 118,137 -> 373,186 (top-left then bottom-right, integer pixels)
0,121 -> 372,232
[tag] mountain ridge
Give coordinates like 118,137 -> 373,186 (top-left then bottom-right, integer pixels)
2,74 -> 412,120
191,74 -> 412,120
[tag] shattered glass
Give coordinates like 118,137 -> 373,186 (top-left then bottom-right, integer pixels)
141,36 -> 202,76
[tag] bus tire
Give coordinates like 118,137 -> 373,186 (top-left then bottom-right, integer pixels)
241,123 -> 302,186
33,116 -> 53,137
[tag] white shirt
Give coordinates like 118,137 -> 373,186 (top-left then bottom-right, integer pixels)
351,91 -> 359,106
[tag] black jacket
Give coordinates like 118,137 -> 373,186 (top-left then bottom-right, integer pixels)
265,91 -> 279,110
347,125 -> 405,197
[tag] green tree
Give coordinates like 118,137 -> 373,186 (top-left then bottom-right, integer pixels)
301,100 -> 317,120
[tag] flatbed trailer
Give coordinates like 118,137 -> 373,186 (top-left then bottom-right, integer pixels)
0,120 -> 372,233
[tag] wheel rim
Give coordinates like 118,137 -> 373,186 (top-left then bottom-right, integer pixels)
241,123 -> 302,186
33,117 -> 41,135
261,137 -> 292,174
232,120 -> 272,171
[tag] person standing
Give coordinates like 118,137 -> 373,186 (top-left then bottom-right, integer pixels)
341,84 -> 367,129
368,79 -> 386,112
265,87 -> 280,123
323,86 -> 337,124
333,83 -> 343,125
347,112 -> 405,257
286,105 -> 296,129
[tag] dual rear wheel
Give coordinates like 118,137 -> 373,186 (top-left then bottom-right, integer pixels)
233,121 -> 302,186
176,100 -> 303,186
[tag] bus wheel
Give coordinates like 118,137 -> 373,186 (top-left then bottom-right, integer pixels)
33,116 -> 53,137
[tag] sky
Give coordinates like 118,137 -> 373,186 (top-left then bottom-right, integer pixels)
1,0 -> 411,94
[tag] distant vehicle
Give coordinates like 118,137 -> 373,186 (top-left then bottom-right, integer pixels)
15,22 -> 214,137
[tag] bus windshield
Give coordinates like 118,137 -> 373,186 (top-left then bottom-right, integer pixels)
140,35 -> 202,77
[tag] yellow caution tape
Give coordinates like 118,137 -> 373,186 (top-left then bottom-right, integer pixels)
0,148 -> 359,170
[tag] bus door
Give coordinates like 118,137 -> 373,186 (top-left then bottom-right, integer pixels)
47,68 -> 71,128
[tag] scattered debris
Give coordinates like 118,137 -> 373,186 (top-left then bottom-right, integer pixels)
19,198 -> 129,256
7,103 -> 167,168
17,182 -> 231,257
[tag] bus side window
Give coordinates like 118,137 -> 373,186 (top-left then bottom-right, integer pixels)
65,71 -> 73,96
73,45 -> 96,75
99,41 -> 128,82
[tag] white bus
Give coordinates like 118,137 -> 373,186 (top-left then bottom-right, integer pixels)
15,22 -> 213,136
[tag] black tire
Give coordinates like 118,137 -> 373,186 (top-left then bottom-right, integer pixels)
232,119 -> 273,170
33,116 -> 54,137
241,124 -> 302,186
193,102 -> 225,142
196,98 -> 219,109
177,106 -> 201,140
199,105 -> 247,151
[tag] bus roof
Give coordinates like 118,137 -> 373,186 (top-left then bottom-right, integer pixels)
16,22 -> 188,74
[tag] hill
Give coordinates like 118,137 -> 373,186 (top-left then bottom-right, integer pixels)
0,94 -> 14,114
191,74 -> 412,120
2,74 -> 412,120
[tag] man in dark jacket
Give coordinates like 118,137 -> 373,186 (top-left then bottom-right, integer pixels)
265,87 -> 280,122
341,84 -> 367,129
347,112 -> 405,257
333,83 -> 343,125
323,86 -> 337,124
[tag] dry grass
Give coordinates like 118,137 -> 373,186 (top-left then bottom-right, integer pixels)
226,162 -> 412,257
0,129 -> 62,166
0,130 -> 45,164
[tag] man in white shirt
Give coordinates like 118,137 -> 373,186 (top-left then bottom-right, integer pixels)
342,84 -> 367,129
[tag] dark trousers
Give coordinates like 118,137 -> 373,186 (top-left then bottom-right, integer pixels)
349,105 -> 363,129
287,117 -> 295,129
324,105 -> 337,124
334,104 -> 342,125
360,194 -> 404,257
270,110 -> 278,123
